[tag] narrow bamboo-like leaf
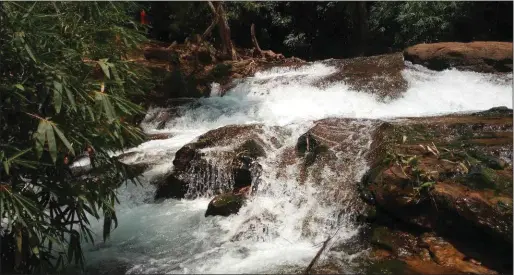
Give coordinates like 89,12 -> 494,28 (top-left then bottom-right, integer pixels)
53,81 -> 63,113
14,84 -> 25,91
15,227 -> 23,268
22,2 -> 37,22
2,161 -> 9,175
34,120 -> 48,159
112,210 -> 118,229
98,59 -> 110,79
52,124 -> 75,156
67,236 -> 74,264
100,94 -> 116,121
7,148 -> 31,162
111,65 -> 122,86
64,86 -> 76,111
24,44 -> 37,62
46,124 -> 57,163
102,213 -> 112,243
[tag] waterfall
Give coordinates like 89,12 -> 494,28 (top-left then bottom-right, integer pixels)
81,61 -> 512,274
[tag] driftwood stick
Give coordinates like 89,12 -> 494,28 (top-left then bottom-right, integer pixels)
207,1 -> 216,14
202,1 -> 219,39
202,18 -> 218,39
303,236 -> 332,275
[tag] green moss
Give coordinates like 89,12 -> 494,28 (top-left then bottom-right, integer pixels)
465,165 -> 512,191
371,226 -> 395,252
212,193 -> 244,207
211,63 -> 233,79
205,193 -> 246,217
195,136 -> 214,148
238,139 -> 266,159
365,259 -> 407,275
468,150 -> 506,170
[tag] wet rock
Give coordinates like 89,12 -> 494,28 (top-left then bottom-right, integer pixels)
205,192 -> 246,217
371,226 -> 397,252
317,53 -> 408,99
420,233 -> 497,275
365,259 -> 409,275
146,133 -> 170,140
404,42 -> 513,73
295,132 -> 330,167
154,124 -> 275,200
465,164 -> 512,190
173,145 -> 200,172
473,106 -> 513,117
154,174 -> 188,200
361,110 -> 513,274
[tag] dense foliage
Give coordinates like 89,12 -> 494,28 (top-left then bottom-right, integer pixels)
144,1 -> 513,60
0,2 -> 150,273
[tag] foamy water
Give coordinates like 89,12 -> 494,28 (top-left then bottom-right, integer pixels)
81,61 -> 512,274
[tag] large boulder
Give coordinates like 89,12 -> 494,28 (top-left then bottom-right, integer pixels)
318,53 -> 408,99
154,124 -> 280,200
360,107 -> 513,274
278,118 -> 380,218
404,42 -> 513,73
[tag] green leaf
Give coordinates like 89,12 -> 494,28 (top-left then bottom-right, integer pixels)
98,59 -> 110,79
7,148 -> 31,164
14,84 -> 25,91
24,44 -> 37,62
419,181 -> 436,189
15,228 -> 23,268
64,86 -> 76,111
2,161 -> 9,175
46,123 -> 57,163
103,211 -> 113,243
52,124 -> 75,156
53,81 -> 63,114
35,120 -> 49,159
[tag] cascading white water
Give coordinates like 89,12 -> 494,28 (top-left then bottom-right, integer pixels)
82,61 -> 512,274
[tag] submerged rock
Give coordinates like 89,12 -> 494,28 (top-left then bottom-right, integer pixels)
404,42 -> 513,73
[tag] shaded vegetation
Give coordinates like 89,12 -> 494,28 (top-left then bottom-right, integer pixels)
142,1 -> 513,60
0,2 -> 150,273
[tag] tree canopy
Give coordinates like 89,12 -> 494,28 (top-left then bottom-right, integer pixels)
144,1 -> 513,60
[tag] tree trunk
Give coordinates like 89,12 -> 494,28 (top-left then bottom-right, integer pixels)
250,23 -> 263,54
355,2 -> 368,56
210,1 -> 237,60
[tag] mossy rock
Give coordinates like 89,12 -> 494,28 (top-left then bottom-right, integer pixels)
296,133 -> 319,156
205,193 -> 245,217
211,63 -> 233,79
473,106 -> 513,117
467,150 -> 507,170
237,139 -> 266,159
154,174 -> 188,200
365,259 -> 408,275
465,165 -> 512,191
371,226 -> 396,252
357,206 -> 378,223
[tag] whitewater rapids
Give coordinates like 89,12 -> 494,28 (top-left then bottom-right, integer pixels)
81,61 -> 512,274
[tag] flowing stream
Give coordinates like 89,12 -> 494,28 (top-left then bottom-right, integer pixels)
81,61 -> 512,274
